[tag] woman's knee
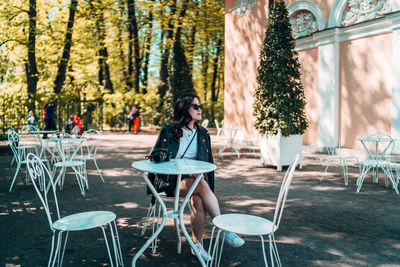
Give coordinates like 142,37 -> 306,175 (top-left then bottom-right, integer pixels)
191,195 -> 205,212
195,180 -> 211,195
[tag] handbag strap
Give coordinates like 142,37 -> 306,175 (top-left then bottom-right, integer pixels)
180,127 -> 197,159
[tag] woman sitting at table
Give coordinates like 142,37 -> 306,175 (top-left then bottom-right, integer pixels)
149,93 -> 244,261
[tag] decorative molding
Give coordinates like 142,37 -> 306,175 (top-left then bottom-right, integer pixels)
342,0 -> 392,26
295,11 -> 400,51
290,11 -> 319,38
329,0 -> 398,27
288,0 -> 327,30
229,0 -> 257,17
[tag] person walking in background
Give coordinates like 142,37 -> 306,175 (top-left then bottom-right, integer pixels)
132,104 -> 140,134
127,104 -> 140,134
27,110 -> 39,128
43,99 -> 57,138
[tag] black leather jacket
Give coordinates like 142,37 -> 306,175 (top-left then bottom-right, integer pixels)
148,122 -> 215,196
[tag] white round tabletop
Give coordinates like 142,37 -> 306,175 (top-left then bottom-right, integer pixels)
132,159 -> 216,175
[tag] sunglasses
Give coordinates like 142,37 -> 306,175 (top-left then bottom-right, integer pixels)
190,104 -> 203,111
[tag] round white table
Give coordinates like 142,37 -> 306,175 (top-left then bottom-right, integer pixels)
131,159 -> 216,267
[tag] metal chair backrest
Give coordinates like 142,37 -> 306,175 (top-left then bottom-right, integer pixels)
81,129 -> 101,158
363,132 -> 394,160
70,125 -> 79,137
8,130 -> 21,163
326,147 -> 336,156
26,153 -> 61,230
201,119 -> 209,128
21,125 -> 37,134
272,154 -> 299,232
214,119 -> 222,136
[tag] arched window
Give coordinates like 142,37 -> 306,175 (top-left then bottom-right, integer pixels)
328,0 -> 394,28
287,0 -> 326,38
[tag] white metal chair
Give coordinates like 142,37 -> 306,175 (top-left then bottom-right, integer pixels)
208,155 -> 299,267
8,130 -> 45,192
214,119 -> 223,137
10,127 -> 38,166
357,132 -> 398,193
79,129 -> 105,187
26,153 -> 123,267
51,136 -> 88,196
21,124 -> 38,134
201,119 -> 209,128
70,125 -> 80,137
320,146 -> 360,185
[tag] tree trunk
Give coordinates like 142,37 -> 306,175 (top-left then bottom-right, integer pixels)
53,0 -> 78,95
142,6 -> 154,94
93,0 -> 113,93
158,0 -> 177,100
127,0 -> 140,93
201,50 -> 209,102
27,0 -> 38,112
210,38 -> 222,123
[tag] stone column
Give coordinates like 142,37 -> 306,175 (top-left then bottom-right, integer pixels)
391,18 -> 400,148
317,30 -> 340,147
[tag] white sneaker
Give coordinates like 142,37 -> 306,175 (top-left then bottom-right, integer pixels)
223,231 -> 245,248
191,241 -> 212,262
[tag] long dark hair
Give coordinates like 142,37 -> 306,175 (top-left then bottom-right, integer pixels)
170,93 -> 200,140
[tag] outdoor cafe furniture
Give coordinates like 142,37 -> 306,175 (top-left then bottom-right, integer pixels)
9,127 -> 38,166
356,132 -> 398,193
30,130 -> 58,159
8,130 -> 38,192
218,127 -> 241,159
207,155 -> 299,267
26,153 -> 123,267
48,135 -> 88,196
131,158 -> 216,267
320,146 -> 360,186
77,129 -> 105,185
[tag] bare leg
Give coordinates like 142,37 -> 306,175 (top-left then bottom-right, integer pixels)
179,176 -> 221,243
190,195 -> 207,243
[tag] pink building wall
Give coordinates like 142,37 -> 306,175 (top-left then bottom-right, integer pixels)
224,0 -> 269,139
225,0 -> 399,149
340,33 -> 393,148
298,48 -> 318,146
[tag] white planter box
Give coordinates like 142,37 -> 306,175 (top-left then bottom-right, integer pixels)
260,133 -> 302,171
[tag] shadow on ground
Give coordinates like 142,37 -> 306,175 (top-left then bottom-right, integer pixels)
1,133 -> 400,266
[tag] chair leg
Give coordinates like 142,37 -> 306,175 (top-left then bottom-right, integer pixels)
59,231 -> 69,267
357,165 -> 371,192
269,234 -> 281,267
9,163 -> 21,192
93,158 -> 105,182
259,235 -> 268,267
100,225 -> 115,267
320,159 -> 333,182
141,201 -> 156,235
111,220 -> 124,266
48,232 -> 57,267
216,231 -> 226,267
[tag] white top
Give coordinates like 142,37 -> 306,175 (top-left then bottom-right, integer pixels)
175,128 -> 197,159
132,159 -> 216,175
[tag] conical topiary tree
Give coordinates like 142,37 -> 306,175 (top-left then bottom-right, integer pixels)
253,0 -> 308,137
164,38 -> 195,122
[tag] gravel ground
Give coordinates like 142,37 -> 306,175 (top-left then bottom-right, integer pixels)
1,131 -> 400,267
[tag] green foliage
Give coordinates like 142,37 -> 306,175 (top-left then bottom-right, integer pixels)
253,1 -> 308,137
0,0 -> 225,130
